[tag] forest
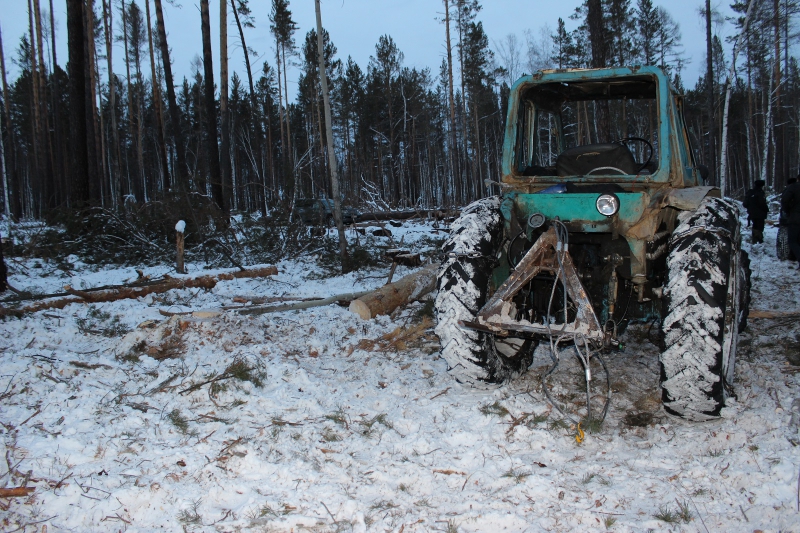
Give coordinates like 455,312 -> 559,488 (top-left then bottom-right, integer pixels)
0,0 -> 798,223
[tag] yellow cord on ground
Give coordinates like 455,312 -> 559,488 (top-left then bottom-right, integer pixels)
575,422 -> 585,444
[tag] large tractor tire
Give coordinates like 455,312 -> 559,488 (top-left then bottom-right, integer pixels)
777,226 -> 796,261
434,197 -> 536,387
660,197 -> 748,421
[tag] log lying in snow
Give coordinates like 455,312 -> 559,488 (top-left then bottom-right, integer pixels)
349,263 -> 438,320
748,309 -> 800,319
0,266 -> 278,318
236,290 -> 372,316
0,487 -> 35,498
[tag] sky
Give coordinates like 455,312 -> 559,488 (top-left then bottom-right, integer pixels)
1,0 -> 736,101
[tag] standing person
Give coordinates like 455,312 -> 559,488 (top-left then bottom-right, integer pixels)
781,176 -> 800,268
744,180 -> 769,244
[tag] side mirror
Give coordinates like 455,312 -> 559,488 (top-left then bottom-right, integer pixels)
696,165 -> 710,184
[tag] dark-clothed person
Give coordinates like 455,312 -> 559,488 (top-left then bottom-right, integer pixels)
781,178 -> 800,268
744,180 -> 769,244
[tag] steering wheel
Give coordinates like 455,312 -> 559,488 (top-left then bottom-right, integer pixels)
587,166 -> 628,175
612,136 -> 654,172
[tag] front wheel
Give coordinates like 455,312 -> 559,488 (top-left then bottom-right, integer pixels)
434,197 -> 536,387
660,197 -> 748,421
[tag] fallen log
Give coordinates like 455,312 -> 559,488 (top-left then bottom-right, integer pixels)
356,208 -> 461,223
237,290 -> 372,316
349,263 -> 438,320
0,487 -> 35,498
0,266 -> 278,318
748,309 -> 800,319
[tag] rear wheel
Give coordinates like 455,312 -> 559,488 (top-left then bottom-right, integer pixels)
777,226 -> 794,261
660,197 -> 747,420
434,197 -> 536,387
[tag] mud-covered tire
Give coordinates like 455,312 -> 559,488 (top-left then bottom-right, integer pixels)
660,197 -> 747,421
777,226 -> 794,261
434,197 -> 536,387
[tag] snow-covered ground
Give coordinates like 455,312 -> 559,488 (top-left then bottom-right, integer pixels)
1,220 -> 799,532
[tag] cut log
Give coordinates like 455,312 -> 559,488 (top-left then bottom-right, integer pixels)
0,487 -> 35,498
237,290 -> 372,316
350,263 -> 438,320
0,266 -> 278,318
748,309 -> 800,319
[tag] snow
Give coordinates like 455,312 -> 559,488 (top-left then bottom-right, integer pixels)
176,220 -> 186,234
1,219 -> 799,532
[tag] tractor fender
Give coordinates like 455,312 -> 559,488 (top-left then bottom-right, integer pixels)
663,186 -> 720,211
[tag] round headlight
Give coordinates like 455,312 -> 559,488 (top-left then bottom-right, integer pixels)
527,213 -> 546,229
596,194 -> 620,217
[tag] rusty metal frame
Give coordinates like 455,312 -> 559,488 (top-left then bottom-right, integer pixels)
467,227 -> 604,343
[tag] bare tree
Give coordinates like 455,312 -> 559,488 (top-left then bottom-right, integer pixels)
705,0 -> 717,184
67,0 -> 91,204
314,0 -> 347,271
153,0 -> 189,186
720,0 -> 756,196
102,0 -> 122,207
0,24 -> 20,218
443,0 -> 458,205
219,0 -> 231,207
231,0 -> 266,215
494,33 -> 522,86
524,25 -> 554,72
200,0 -> 225,212
145,0 -> 170,193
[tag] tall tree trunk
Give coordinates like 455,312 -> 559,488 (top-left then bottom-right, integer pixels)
0,88 -> 9,229
67,0 -> 91,205
230,0 -> 266,216
720,0 -> 755,197
145,0 -> 170,193
102,0 -> 121,208
773,0 -> 784,189
0,25 -> 20,219
275,39 -> 287,174
219,0 -> 231,207
28,0 -> 43,214
315,0 -> 347,272
456,0 -> 468,202
33,0 -> 54,211
705,0 -> 717,185
153,0 -> 189,187
49,0 -> 64,207
761,59 -> 774,185
121,0 -> 135,199
444,0 -> 458,206
282,46 -> 294,182
200,0 -> 225,212
85,0 -> 103,202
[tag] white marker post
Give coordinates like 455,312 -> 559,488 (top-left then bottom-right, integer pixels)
175,220 -> 186,274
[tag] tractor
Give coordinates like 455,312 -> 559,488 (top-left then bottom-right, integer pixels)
434,66 -> 750,422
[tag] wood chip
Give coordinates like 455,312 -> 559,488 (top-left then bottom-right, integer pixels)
433,469 -> 467,476
0,487 -> 35,498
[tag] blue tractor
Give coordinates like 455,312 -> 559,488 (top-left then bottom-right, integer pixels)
434,67 -> 750,421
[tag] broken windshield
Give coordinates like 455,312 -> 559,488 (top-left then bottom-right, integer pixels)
515,76 -> 660,177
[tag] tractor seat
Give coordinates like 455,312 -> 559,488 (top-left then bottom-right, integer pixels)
556,143 -> 638,176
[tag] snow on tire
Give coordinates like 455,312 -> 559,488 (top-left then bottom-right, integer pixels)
660,196 -> 745,421
434,197 -> 535,387
777,226 -> 792,261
